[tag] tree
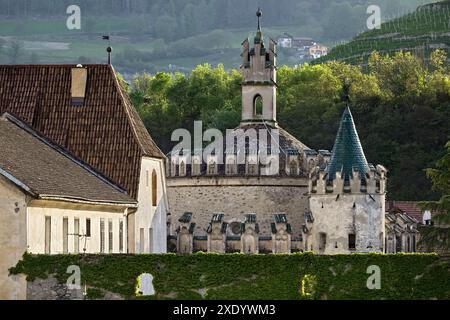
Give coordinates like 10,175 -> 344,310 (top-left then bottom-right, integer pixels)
418,141 -> 450,251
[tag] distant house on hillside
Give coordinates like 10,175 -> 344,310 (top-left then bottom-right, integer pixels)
309,44 -> 328,59
276,34 -> 328,60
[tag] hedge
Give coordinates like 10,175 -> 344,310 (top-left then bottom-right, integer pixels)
9,252 -> 450,300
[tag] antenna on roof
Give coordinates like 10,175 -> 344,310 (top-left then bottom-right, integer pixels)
102,35 -> 112,65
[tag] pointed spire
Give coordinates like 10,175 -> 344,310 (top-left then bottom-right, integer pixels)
325,107 -> 369,181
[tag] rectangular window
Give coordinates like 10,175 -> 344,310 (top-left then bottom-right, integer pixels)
319,232 -> 327,251
348,234 -> 356,250
412,235 -> 416,252
45,216 -> 51,254
119,219 -> 124,253
140,228 -> 145,253
108,219 -> 113,253
63,217 -> 68,254
100,219 -> 105,253
74,218 -> 80,253
86,218 -> 91,237
149,228 -> 153,253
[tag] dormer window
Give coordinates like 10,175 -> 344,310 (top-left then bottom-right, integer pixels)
171,160 -> 177,177
246,156 -> 259,175
289,160 -> 298,176
226,157 -> 237,175
192,158 -> 201,176
179,161 -> 186,176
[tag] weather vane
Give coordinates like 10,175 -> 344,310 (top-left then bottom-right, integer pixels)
102,35 -> 112,65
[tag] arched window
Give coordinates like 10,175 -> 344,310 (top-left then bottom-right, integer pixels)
253,95 -> 263,117
151,170 -> 157,206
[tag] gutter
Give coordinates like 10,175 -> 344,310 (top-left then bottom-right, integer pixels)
38,195 -> 138,208
0,168 -> 38,197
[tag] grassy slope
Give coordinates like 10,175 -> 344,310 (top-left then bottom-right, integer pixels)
315,1 -> 450,65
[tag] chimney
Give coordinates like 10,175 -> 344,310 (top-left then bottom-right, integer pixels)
71,64 -> 87,106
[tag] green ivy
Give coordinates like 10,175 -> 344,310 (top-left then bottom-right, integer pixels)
9,252 -> 450,300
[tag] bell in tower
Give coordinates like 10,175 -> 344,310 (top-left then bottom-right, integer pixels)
241,8 -> 277,126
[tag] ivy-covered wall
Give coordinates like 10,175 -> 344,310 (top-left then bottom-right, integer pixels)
9,252 -> 450,300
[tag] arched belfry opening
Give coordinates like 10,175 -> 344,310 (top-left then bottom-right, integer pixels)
240,8 -> 277,125
253,94 -> 263,117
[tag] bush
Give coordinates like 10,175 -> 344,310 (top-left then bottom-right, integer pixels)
9,252 -> 450,300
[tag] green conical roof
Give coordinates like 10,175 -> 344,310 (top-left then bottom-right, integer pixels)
325,107 -> 369,181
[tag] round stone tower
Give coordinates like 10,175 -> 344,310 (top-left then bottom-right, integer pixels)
166,10 -> 330,253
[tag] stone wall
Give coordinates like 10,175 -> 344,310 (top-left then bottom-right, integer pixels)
27,276 -> 83,300
0,176 -> 28,300
308,193 -> 385,254
167,176 -> 309,240
26,275 -> 123,300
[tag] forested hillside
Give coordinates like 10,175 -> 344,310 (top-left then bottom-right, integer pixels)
316,0 -> 450,65
129,50 -> 450,201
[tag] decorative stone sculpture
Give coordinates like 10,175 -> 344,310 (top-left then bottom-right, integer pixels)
176,212 -> 195,254
240,213 -> 259,254
271,213 -> 292,253
207,213 -> 227,253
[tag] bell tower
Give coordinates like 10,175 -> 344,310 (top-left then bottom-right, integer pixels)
241,8 -> 277,126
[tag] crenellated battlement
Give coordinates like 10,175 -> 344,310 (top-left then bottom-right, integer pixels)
309,164 -> 387,195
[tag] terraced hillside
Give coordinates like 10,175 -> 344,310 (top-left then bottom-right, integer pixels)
316,0 -> 450,65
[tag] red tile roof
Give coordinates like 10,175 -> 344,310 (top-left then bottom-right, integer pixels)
386,201 -> 423,222
0,64 -> 164,199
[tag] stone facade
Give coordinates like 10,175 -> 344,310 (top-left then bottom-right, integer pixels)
385,208 -> 419,253
167,177 -> 309,240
